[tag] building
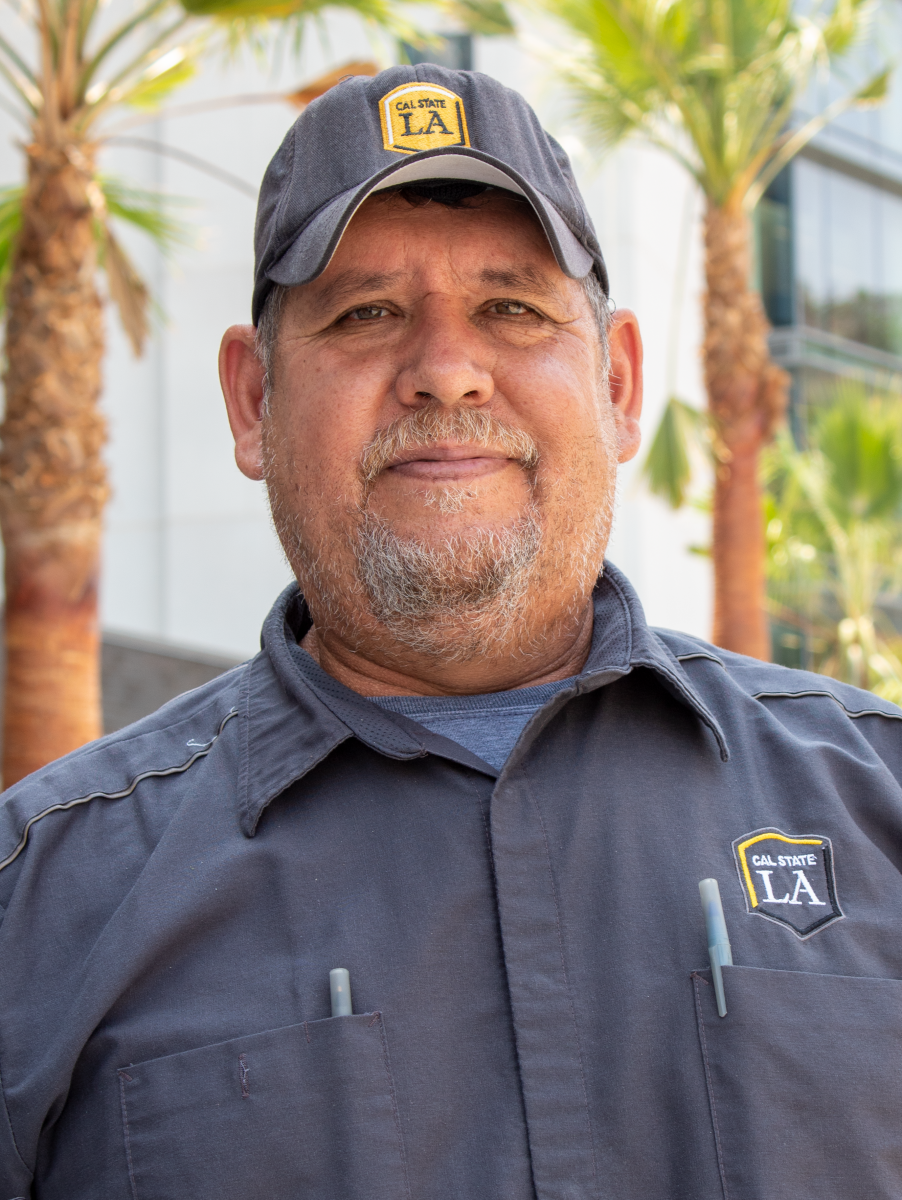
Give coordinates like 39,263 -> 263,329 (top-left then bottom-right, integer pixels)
758,1 -> 902,666
760,29 -> 902,426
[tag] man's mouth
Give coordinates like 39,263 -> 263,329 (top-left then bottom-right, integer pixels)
387,443 -> 514,481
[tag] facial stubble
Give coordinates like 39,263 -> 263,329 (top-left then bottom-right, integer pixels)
264,400 -> 618,663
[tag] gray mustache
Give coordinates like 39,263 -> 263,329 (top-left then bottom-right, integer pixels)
358,404 -> 540,488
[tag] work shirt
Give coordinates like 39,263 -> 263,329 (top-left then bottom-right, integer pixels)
2,564 -> 902,1200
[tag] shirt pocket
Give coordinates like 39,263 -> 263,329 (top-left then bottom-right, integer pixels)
693,964 -> 902,1200
117,1012 -> 410,1200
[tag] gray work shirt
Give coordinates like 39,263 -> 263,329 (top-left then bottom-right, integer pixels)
2,564 -> 902,1200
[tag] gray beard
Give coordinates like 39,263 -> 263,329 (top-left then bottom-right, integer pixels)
264,400 -> 616,663
270,491 -> 612,665
354,504 -> 544,661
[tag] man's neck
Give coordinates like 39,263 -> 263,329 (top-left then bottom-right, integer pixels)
299,603 -> 595,698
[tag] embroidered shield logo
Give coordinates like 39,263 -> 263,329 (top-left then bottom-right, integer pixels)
379,83 -> 470,155
732,827 -> 843,938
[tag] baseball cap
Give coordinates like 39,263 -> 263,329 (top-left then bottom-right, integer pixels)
252,64 -> 608,323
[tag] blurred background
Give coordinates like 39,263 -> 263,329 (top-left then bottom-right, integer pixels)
0,0 -> 899,763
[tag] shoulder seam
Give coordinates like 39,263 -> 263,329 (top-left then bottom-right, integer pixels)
0,708 -> 239,874
675,651 -> 725,666
751,688 -> 902,721
84,666 -> 248,755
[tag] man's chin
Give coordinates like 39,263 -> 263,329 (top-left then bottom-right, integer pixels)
353,506 -> 544,652
364,486 -> 541,537
368,487 -> 534,526
367,518 -> 528,549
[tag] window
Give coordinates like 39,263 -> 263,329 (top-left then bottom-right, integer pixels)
759,169 -> 794,329
399,34 -> 473,72
794,158 -> 902,356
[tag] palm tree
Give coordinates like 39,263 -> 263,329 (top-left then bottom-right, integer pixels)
0,0 -> 459,785
764,384 -> 902,704
535,0 -> 888,659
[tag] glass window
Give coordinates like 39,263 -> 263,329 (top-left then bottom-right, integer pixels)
793,158 -> 902,355
793,159 -> 828,326
759,170 -> 794,327
400,34 -> 473,71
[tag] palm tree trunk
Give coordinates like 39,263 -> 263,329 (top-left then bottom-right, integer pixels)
0,142 -> 108,786
703,201 -> 788,659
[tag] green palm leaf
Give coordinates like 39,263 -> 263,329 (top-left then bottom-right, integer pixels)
534,0 -> 884,208
99,176 -> 194,255
0,185 -> 23,314
642,396 -> 709,509
764,384 -> 902,693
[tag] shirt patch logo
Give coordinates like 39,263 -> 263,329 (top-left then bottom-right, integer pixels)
379,83 -> 470,155
732,827 -> 843,938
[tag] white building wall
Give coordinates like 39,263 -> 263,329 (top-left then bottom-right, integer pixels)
1,14 -> 713,661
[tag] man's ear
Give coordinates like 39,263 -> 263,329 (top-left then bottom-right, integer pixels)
606,309 -> 644,464
219,324 -> 266,481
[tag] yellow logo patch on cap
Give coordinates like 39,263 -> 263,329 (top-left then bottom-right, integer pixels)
379,83 -> 470,155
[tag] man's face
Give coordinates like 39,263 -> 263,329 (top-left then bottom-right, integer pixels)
224,189 -> 642,681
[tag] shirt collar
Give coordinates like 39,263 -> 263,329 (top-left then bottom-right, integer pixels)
239,562 -> 728,836
584,564 -> 729,761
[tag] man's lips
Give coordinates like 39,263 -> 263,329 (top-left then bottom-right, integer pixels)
387,443 -> 514,481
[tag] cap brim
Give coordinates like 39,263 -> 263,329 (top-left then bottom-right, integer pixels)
265,147 -> 595,299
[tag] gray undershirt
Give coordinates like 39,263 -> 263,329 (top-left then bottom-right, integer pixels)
369,677 -> 576,770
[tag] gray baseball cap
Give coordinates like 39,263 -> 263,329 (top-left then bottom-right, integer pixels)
252,64 -> 608,323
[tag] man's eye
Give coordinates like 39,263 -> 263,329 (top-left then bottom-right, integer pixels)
491,300 -> 530,316
345,305 -> 390,322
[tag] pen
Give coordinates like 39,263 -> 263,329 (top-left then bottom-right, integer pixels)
698,878 -> 732,1017
330,967 -> 353,1017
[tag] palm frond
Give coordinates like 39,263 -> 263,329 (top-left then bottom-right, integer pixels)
78,0 -> 173,97
87,175 -> 193,352
81,18 -> 194,117
745,66 -> 892,207
119,46 -> 197,108
0,29 -> 38,88
0,183 -> 23,314
764,386 -> 902,692
821,0 -> 873,55
283,59 -> 377,106
439,0 -> 514,36
98,220 -> 150,355
99,175 -> 194,255
0,49 -> 41,111
535,0 -> 887,207
642,396 -> 709,509
181,0 -> 399,23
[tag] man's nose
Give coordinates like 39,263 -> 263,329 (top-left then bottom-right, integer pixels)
394,299 -> 495,408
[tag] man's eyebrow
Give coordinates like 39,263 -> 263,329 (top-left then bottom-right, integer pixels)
477,267 -> 565,301
313,269 -> 406,311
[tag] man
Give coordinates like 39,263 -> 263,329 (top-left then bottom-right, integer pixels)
1,64 -> 902,1200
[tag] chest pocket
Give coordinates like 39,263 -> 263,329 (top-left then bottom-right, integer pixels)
118,1012 -> 409,1200
694,964 -> 902,1200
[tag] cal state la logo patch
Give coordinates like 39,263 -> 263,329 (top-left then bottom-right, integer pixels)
732,828 -> 843,938
379,83 -> 470,155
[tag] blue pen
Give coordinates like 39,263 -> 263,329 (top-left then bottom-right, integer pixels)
699,878 -> 732,1017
